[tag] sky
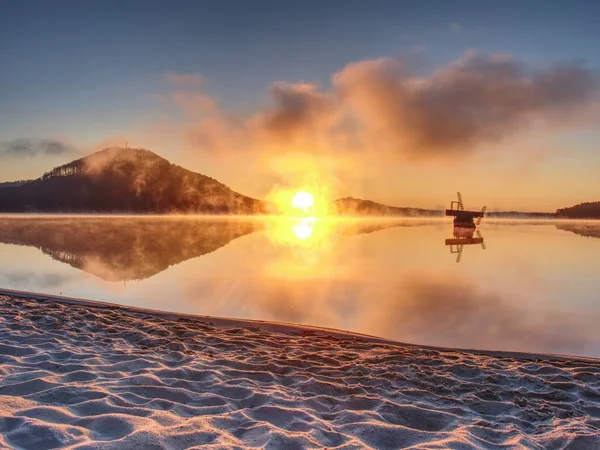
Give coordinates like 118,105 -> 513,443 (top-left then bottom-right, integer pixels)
1,0 -> 599,212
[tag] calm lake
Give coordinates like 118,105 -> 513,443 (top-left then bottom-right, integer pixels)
1,216 -> 599,358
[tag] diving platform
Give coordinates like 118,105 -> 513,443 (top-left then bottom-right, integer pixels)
445,192 -> 486,228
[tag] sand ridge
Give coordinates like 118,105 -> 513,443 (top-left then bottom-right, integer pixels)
1,294 -> 600,449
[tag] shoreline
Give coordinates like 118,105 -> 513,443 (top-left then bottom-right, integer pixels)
1,287 -> 597,364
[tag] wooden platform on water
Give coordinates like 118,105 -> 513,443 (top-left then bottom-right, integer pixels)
445,209 -> 485,219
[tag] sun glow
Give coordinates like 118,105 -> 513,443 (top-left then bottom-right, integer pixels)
262,153 -> 337,217
263,217 -> 353,280
265,185 -> 332,218
267,218 -> 321,246
292,218 -> 315,240
292,191 -> 315,214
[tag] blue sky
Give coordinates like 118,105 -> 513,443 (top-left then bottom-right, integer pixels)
1,0 -> 599,210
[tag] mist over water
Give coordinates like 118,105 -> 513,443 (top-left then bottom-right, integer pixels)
0,216 -> 599,358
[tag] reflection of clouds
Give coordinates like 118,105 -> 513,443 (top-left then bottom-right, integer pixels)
360,275 -> 600,356
0,271 -> 73,290
183,272 -> 600,358
182,276 -> 361,329
251,279 -> 360,326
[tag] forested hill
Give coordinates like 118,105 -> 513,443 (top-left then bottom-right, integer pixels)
0,147 -> 266,214
556,202 -> 600,219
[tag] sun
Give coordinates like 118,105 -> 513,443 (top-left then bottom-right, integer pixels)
292,191 -> 315,214
265,186 -> 331,217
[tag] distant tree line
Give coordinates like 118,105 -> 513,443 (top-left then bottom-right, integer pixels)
486,211 -> 555,219
556,202 -> 600,219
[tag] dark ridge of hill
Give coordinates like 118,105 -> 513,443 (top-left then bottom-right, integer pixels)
0,217 -> 263,281
556,202 -> 600,219
0,180 -> 32,189
332,197 -> 442,217
0,147 -> 266,214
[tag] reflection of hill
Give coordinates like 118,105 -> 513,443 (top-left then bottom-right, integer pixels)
556,222 -> 600,239
0,217 -> 443,282
0,218 -> 262,281
334,219 -> 443,235
333,198 -> 442,217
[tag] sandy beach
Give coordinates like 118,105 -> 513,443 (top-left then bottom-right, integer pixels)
1,291 -> 599,449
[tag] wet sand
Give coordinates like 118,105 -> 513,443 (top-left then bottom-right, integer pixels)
1,289 -> 599,449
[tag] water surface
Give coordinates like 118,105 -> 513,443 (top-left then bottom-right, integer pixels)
1,215 -> 599,358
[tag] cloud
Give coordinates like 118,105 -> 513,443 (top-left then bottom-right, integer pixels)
0,138 -> 75,159
171,79 -> 346,162
0,271 -> 73,290
164,52 -> 597,165
450,22 -> 463,34
333,52 -> 596,158
255,82 -> 336,142
360,274 -> 599,355
166,72 -> 204,87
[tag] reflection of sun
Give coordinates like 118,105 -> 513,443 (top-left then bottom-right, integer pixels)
292,220 -> 314,240
292,191 -> 314,214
